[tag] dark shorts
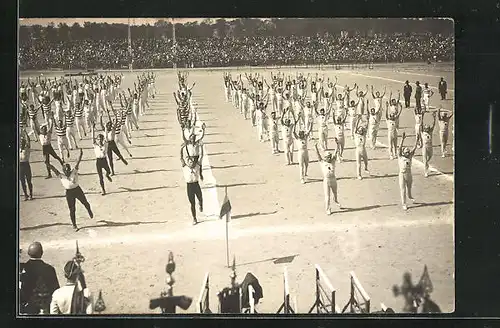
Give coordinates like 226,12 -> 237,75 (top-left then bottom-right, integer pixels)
42,144 -> 52,156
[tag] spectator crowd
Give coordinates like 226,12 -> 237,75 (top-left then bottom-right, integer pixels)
19,34 -> 454,70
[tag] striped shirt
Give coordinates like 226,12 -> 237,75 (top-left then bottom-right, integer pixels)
55,124 -> 66,137
27,106 -> 38,120
41,103 -> 51,115
20,106 -> 28,127
114,118 -> 122,135
178,105 -> 190,124
64,111 -> 74,127
74,101 -> 83,118
120,108 -> 127,125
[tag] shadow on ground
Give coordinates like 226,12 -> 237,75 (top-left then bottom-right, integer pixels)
21,222 -> 71,231
80,220 -> 169,230
237,254 -> 299,267
410,201 -> 453,209
231,210 -> 278,220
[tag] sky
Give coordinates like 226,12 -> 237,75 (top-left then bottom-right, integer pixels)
19,18 -> 242,26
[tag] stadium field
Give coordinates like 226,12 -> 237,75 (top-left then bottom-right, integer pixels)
19,63 -> 454,314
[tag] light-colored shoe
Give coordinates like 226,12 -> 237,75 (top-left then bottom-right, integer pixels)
402,204 -> 408,210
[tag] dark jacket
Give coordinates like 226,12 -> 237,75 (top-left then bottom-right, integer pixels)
438,80 -> 447,93
241,272 -> 263,308
403,84 -> 412,97
415,85 -> 422,98
20,259 -> 60,314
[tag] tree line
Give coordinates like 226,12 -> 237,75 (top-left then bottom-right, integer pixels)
19,18 -> 453,44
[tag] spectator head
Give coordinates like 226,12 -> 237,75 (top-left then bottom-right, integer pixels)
27,241 -> 43,259
106,121 -> 112,130
350,100 -> 356,106
405,80 -> 410,85
271,112 -> 276,119
319,108 -> 325,115
440,77 -> 444,81
64,260 -> 80,281
40,125 -> 48,134
369,108 -> 376,115
416,81 -> 420,86
424,82 -> 428,87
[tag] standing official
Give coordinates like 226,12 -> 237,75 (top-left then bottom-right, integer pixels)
20,242 -> 60,314
403,80 -> 412,108
438,77 -> 447,100
414,81 -> 422,110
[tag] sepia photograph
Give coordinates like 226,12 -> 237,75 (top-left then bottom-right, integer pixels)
18,17 -> 454,315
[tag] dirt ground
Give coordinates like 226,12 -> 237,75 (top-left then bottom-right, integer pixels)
19,63 -> 454,314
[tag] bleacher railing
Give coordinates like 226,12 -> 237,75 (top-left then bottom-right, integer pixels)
308,264 -> 340,314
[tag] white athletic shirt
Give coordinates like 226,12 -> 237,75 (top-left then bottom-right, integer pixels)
399,156 -> 412,174
354,134 -> 366,150
357,98 -> 365,114
182,164 -> 201,183
334,123 -> 344,137
423,88 -> 432,97
386,119 -> 397,133
270,119 -> 279,135
317,115 -> 328,129
296,137 -> 308,150
415,114 -> 423,126
39,133 -> 50,146
421,131 -> 432,146
438,120 -> 449,131
321,161 -> 336,179
185,142 -> 202,157
20,148 -> 30,162
59,169 -> 79,190
94,143 -> 107,158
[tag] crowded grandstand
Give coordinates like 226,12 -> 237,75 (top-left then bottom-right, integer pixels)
19,18 -> 454,70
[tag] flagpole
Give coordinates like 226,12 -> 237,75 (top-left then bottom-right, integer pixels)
220,186 -> 231,268
226,212 -> 230,268
489,103 -> 494,155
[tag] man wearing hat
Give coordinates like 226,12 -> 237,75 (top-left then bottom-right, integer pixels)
414,81 -> 423,110
50,260 -> 93,314
20,242 -> 59,314
403,80 -> 412,108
